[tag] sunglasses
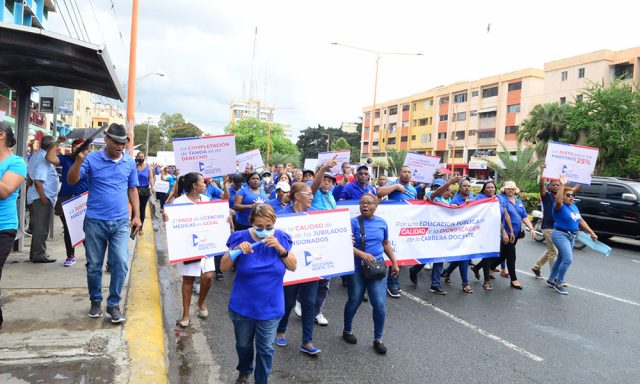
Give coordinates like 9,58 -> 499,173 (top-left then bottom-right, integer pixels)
564,193 -> 574,198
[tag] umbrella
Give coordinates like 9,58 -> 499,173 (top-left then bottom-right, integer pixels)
66,127 -> 105,140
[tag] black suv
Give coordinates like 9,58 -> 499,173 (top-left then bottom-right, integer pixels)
574,177 -> 640,240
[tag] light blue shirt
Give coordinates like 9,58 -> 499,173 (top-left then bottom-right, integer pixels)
80,149 -> 139,220
311,189 -> 336,210
27,149 -> 59,205
387,180 -> 417,200
0,155 -> 27,230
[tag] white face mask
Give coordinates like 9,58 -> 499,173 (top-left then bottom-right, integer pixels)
263,177 -> 271,183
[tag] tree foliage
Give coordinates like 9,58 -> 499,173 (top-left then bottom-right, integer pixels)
268,152 -> 301,168
486,141 -> 543,193
296,124 -> 362,164
166,122 -> 203,141
330,137 -> 351,151
133,123 -> 163,156
518,102 -> 577,157
225,118 -> 299,165
386,149 -> 408,177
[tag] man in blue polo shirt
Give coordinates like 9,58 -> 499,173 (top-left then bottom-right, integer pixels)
67,123 -> 141,324
339,165 -> 376,200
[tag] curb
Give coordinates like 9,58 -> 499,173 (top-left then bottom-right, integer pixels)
125,207 -> 168,383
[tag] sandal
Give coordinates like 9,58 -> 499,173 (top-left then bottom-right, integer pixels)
471,267 -> 481,281
462,284 -> 473,294
500,269 -> 510,278
483,281 -> 493,290
442,272 -> 451,284
176,319 -> 190,328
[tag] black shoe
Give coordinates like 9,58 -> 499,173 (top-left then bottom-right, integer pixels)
235,373 -> 250,384
106,306 -> 126,323
409,268 -> 418,285
215,272 -> 224,281
531,268 -> 541,278
32,256 -> 56,263
88,301 -> 102,318
430,286 -> 446,295
342,331 -> 357,344
387,287 -> 401,298
373,340 -> 387,354
362,294 -> 369,302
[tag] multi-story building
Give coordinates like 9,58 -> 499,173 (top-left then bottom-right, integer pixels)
90,101 -> 125,128
544,47 -> 640,105
229,99 -> 275,124
1,0 -> 55,28
362,69 -> 545,178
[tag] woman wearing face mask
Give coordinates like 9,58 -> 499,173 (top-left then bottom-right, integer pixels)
163,172 -> 215,327
0,123 -> 27,328
221,204 -> 296,384
234,172 -> 268,231
275,182 -> 322,355
135,152 -> 155,234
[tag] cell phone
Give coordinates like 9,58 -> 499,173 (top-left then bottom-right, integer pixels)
72,126 -> 107,158
130,226 -> 137,240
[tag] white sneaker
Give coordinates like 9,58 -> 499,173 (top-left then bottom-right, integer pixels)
424,263 -> 432,270
193,282 -> 201,294
314,313 -> 329,326
294,300 -> 302,318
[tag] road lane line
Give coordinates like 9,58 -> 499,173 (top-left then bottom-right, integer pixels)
516,269 -> 640,307
632,260 -> 640,264
403,291 -> 544,362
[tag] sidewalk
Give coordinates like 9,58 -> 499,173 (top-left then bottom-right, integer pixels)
0,209 -> 167,383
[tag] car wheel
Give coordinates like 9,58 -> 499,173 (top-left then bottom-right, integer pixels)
573,240 -> 586,250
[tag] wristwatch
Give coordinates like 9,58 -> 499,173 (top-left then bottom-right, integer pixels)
279,250 -> 289,259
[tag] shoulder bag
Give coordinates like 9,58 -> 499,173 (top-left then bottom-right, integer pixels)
357,215 -> 387,280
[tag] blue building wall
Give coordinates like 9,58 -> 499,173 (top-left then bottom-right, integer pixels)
1,0 -> 52,29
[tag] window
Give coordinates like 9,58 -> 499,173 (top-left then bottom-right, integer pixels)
479,111 -> 497,119
614,64 -> 634,80
452,112 -> 466,121
505,125 -> 519,134
605,184 -> 632,200
471,90 -> 479,97
402,120 -> 409,127
411,135 -> 416,140
478,130 -> 496,139
388,123 -> 397,134
382,138 -> 385,143
412,103 -> 416,111
438,132 -> 447,140
364,112 -> 371,120
424,100 -> 433,108
418,118 -> 428,126
374,125 -> 379,132
507,104 -> 521,113
482,86 -> 498,98
453,92 -> 468,103
439,114 -> 449,121
561,71 -> 568,81
401,136 -> 408,142
579,183 -> 602,198
576,94 -> 583,102
468,130 -> 477,136
454,150 -> 464,158
362,141 -> 369,147
429,117 -> 433,125
470,110 -> 478,117
439,96 -> 449,104
454,131 -> 465,140
412,119 -> 417,126
389,106 -> 398,115
421,134 -> 431,143
375,110 -> 380,118
383,109 -> 387,115
508,82 -> 522,91
402,104 -> 410,112
559,97 -> 566,105
387,137 -> 396,145
578,68 -> 585,78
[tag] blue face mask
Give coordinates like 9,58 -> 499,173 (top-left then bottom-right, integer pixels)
253,228 -> 275,238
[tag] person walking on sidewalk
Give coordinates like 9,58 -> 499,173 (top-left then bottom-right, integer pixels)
67,123 -> 141,324
45,136 -> 89,267
0,123 -> 27,328
134,151 -> 155,235
26,135 -> 59,263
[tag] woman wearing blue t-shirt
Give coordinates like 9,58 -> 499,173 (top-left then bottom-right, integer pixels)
221,204 -> 296,384
234,172 -> 268,231
547,174 -> 597,295
343,193 -> 399,354
0,123 -> 27,328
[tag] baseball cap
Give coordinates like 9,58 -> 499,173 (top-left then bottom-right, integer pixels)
261,170 -> 272,176
323,172 -> 336,181
303,169 -> 315,177
276,182 -> 291,192
356,164 -> 369,172
432,178 -> 445,187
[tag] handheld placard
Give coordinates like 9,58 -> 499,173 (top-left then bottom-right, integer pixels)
576,231 -> 612,257
228,239 -> 266,261
72,126 -> 107,158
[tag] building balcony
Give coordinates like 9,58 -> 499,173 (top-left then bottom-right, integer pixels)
0,95 -> 46,127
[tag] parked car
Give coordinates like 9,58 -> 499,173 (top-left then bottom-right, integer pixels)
573,176 -> 640,240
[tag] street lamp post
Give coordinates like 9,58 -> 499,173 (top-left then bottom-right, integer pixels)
331,43 -> 422,159
122,72 -> 164,154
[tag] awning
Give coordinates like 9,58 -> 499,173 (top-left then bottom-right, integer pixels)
0,23 -> 124,100
609,59 -> 634,66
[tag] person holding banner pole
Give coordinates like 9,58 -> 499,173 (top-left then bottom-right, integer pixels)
275,182 -> 322,355
234,172 -> 268,231
156,167 -> 170,211
162,172 -> 215,327
343,193 -> 399,354
221,204 -> 296,384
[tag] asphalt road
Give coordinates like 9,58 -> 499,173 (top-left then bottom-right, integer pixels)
183,236 -> 640,384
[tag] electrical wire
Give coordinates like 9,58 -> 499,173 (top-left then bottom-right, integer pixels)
61,0 -> 81,40
52,0 -> 72,38
66,0 -> 85,40
71,0 -> 91,42
87,0 -> 106,43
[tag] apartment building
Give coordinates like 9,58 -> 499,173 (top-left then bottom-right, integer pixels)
362,69 -> 545,178
229,99 -> 275,124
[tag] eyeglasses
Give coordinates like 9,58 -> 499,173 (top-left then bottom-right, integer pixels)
297,191 -> 313,197
564,193 -> 574,198
359,201 -> 377,206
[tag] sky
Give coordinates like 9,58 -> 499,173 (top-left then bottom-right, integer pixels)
43,0 -> 640,137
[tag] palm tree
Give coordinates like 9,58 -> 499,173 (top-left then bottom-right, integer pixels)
486,141 -> 543,193
518,103 -> 576,157
386,149 -> 408,177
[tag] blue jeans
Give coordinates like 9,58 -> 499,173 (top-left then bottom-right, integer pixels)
409,262 -> 444,288
278,281 -> 319,344
343,270 -> 387,340
444,260 -> 471,285
229,309 -> 279,384
387,266 -> 400,290
315,279 -> 330,316
83,217 -> 130,307
549,230 -> 575,285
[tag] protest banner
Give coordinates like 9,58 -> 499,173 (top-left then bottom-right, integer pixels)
155,151 -> 175,166
543,142 -> 599,185
236,148 -> 265,171
318,150 -> 350,175
172,134 -> 236,178
337,199 -> 501,265
164,200 -> 231,264
61,192 -> 88,247
155,178 -> 170,193
403,152 -> 441,183
277,209 -> 354,285
303,158 -> 318,172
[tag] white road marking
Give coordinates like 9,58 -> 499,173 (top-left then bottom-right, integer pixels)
517,269 -> 640,307
403,291 -> 544,362
631,260 -> 640,264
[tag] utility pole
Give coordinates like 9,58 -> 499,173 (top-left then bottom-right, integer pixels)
126,0 -> 139,154
145,116 -> 151,154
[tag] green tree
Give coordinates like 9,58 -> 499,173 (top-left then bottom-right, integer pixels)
158,112 -> 186,132
133,123 -> 163,155
166,122 -> 203,140
296,124 -> 362,164
225,118 -> 299,165
486,141 -> 543,193
567,80 -> 640,178
386,149 -> 408,177
517,102 -> 576,157
330,137 -> 351,151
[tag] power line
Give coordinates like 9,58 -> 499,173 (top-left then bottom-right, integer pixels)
87,0 -> 106,43
60,0 -> 80,40
52,0 -> 72,37
110,0 -> 126,47
71,0 -> 91,42
67,0 -> 86,40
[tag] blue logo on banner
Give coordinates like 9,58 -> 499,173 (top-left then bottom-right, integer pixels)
305,251 -> 313,266
192,234 -> 199,247
198,162 -> 206,172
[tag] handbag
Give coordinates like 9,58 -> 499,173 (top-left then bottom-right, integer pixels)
138,186 -> 151,197
357,216 -> 387,280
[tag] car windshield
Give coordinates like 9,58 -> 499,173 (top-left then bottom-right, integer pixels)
629,182 -> 640,195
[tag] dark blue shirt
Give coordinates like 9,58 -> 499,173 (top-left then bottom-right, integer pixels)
499,194 -> 527,236
450,192 -> 475,206
387,180 -> 417,200
278,205 -> 316,215
235,186 -> 268,226
553,203 -> 581,232
351,215 -> 388,271
58,154 -> 88,196
226,229 -> 293,320
340,181 -> 376,201
541,191 -> 556,229
136,164 -> 150,187
267,197 -> 288,213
